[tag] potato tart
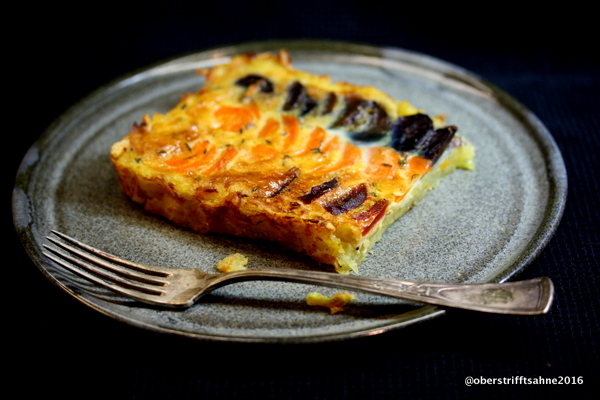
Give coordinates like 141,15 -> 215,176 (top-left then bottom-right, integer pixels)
110,50 -> 474,274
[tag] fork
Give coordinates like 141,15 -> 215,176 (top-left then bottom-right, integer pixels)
42,230 -> 554,314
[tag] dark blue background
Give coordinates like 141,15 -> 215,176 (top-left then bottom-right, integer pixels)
9,1 -> 598,399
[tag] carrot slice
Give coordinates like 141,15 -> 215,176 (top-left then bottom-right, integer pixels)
338,144 -> 361,170
317,142 -> 361,174
407,155 -> 431,176
214,106 -> 254,132
166,156 -> 193,167
258,118 -> 281,138
365,147 -> 400,182
170,145 -> 217,173
165,141 -> 210,167
298,126 -> 326,155
202,146 -> 238,175
247,101 -> 261,119
250,144 -> 280,162
359,200 -> 389,236
322,135 -> 341,153
282,115 -> 300,151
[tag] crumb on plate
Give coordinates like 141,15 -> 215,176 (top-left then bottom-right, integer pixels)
216,253 -> 248,272
306,291 -> 355,314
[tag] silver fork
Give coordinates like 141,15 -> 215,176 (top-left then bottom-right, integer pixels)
42,230 -> 554,314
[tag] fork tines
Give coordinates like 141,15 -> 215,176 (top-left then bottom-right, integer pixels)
43,230 -> 170,298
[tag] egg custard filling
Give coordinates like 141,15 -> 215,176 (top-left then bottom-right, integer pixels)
110,50 -> 474,274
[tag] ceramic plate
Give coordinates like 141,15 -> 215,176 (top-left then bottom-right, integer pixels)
13,41 -> 567,343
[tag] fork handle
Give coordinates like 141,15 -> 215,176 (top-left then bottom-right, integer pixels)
208,270 -> 554,315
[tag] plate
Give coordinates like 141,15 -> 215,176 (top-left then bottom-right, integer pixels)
13,40 -> 567,343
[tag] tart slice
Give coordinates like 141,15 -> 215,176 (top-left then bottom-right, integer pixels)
110,50 -> 474,274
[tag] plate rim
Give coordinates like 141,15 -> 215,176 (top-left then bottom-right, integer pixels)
12,39 -> 568,343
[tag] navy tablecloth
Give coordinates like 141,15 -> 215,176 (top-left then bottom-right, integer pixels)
8,2 -> 598,399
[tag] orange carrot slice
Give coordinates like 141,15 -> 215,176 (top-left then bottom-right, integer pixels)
165,141 -> 210,167
202,146 -> 238,175
298,126 -> 326,156
170,145 -> 218,173
282,115 -> 300,151
250,144 -> 280,162
322,135 -> 341,153
365,147 -> 400,182
247,101 -> 261,119
317,142 -> 361,174
214,106 -> 254,132
258,118 -> 281,138
407,155 -> 431,176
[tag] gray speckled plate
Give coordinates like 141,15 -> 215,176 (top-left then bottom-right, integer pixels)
13,41 -> 567,343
